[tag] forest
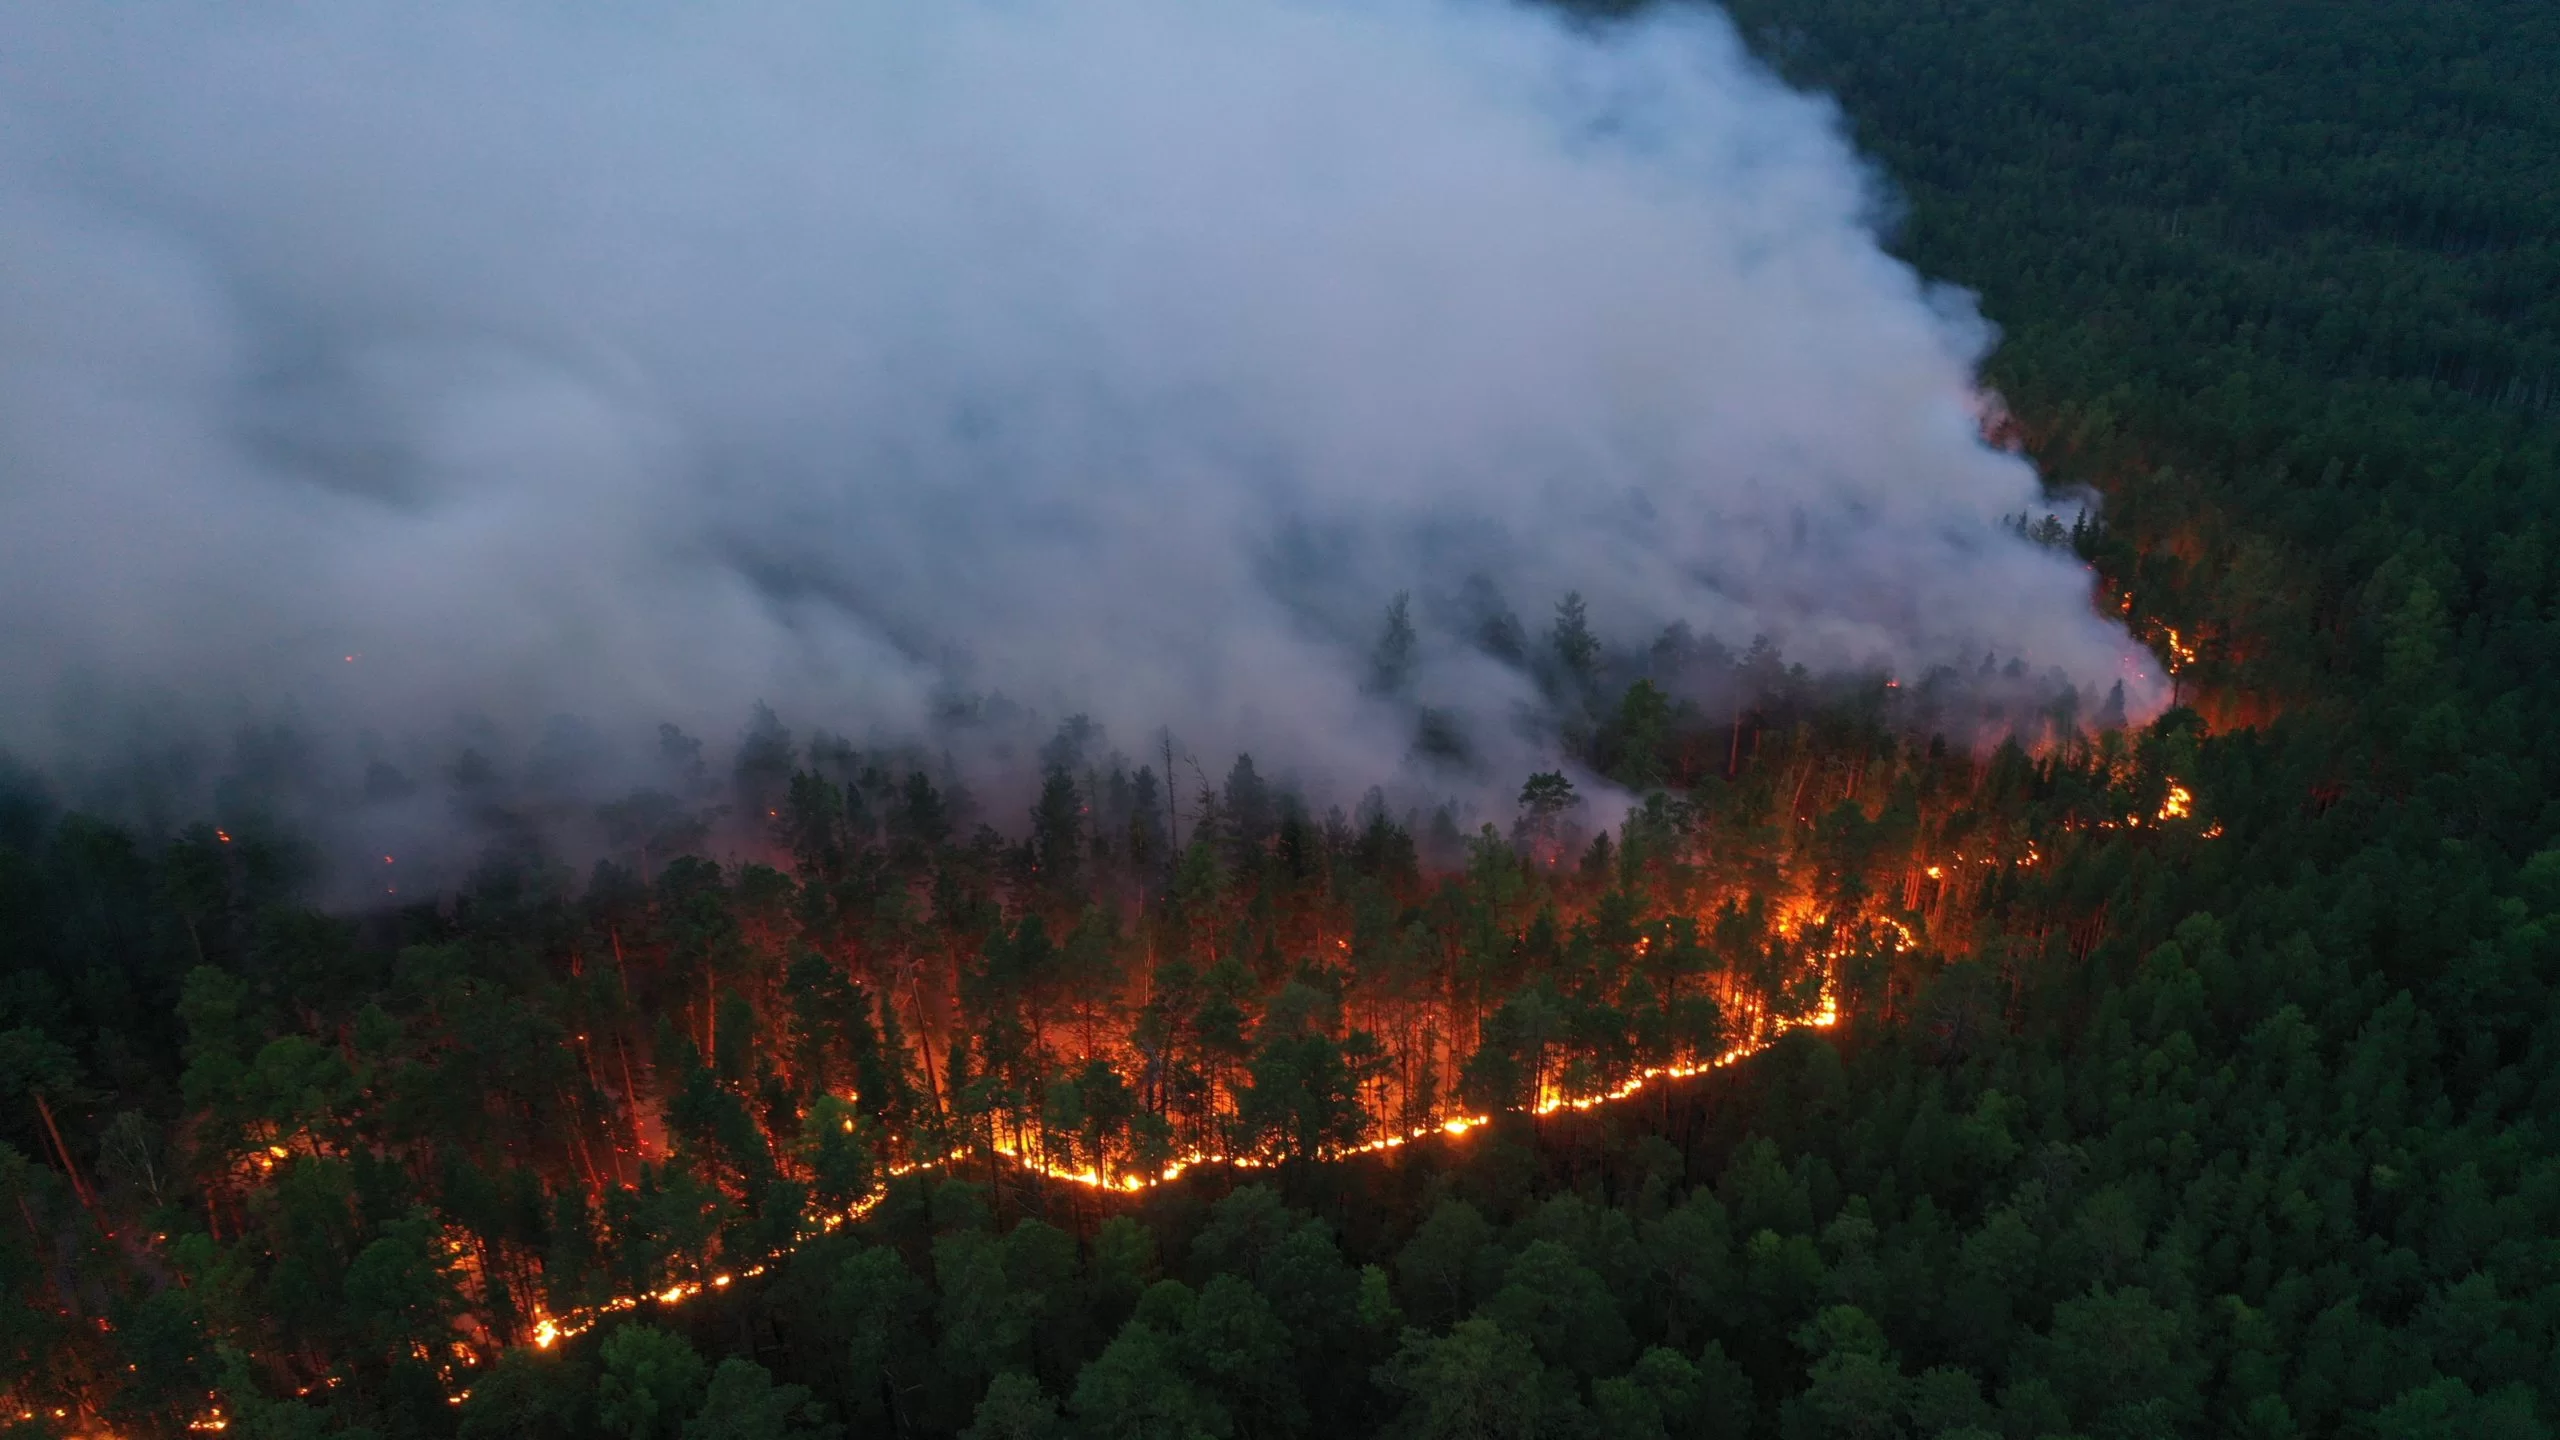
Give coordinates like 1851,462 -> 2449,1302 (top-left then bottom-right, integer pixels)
9,0 -> 2560,1436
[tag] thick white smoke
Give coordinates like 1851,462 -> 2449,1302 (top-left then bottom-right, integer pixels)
0,0 -> 2164,826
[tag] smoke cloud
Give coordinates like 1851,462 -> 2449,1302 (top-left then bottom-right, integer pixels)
0,0 -> 2163,843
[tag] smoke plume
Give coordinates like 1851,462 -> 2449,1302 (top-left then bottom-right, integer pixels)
0,0 -> 2164,848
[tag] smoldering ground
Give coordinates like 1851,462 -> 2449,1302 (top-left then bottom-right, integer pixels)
0,0 -> 2165,889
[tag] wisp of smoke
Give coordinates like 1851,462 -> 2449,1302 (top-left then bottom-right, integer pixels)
0,0 -> 2165,867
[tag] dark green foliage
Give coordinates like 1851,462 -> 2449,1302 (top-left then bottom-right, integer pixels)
457,1349 -> 593,1440
684,1359 -> 835,1440
597,1324 -> 709,1440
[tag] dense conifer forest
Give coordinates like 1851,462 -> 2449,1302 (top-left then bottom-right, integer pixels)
8,1 -> 2560,1436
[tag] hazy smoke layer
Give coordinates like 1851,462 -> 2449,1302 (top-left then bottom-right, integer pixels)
0,0 -> 2163,812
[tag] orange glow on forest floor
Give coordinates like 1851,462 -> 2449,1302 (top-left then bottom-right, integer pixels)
237,769 -> 2230,1419
165,759 -> 2237,1429
494,991 -> 1844,1389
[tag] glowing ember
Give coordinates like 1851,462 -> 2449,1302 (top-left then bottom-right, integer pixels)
2149,623 -> 2198,673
